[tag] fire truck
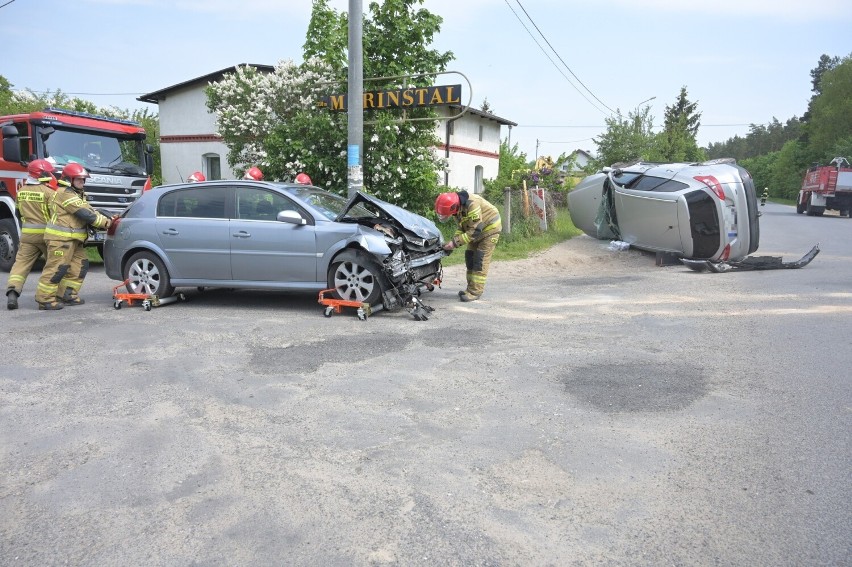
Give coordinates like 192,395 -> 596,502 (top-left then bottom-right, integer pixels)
796,157 -> 852,217
0,107 -> 154,271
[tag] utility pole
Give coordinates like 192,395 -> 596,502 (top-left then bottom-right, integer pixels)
347,0 -> 364,199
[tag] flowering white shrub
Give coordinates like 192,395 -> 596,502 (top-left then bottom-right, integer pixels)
206,59 -> 445,214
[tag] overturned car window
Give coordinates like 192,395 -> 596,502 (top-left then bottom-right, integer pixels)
624,175 -> 690,192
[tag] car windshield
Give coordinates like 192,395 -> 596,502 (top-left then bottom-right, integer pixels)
288,186 -> 373,221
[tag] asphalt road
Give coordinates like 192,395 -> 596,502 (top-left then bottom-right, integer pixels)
1,202 -> 850,565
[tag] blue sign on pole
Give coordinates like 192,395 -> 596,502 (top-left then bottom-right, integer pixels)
348,145 -> 360,167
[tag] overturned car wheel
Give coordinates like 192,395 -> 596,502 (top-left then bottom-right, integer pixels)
328,250 -> 386,306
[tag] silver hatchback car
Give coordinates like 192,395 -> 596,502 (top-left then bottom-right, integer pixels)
103,181 -> 445,310
568,159 -> 760,262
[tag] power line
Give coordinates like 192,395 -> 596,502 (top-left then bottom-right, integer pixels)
0,0 -> 17,9
518,123 -> 758,128
513,0 -> 616,115
501,0 -> 611,117
538,138 -> 595,144
22,90 -> 144,96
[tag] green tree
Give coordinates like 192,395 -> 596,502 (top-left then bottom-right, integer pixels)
482,139 -> 528,201
208,0 -> 455,214
804,55 -> 852,159
648,87 -> 703,162
591,106 -> 656,169
0,75 -> 13,111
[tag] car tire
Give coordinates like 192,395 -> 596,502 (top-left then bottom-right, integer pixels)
125,251 -> 174,298
328,249 -> 386,306
0,217 -> 20,272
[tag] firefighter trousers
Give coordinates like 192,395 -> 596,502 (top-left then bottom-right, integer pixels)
35,239 -> 88,305
464,231 -> 500,297
5,238 -> 47,295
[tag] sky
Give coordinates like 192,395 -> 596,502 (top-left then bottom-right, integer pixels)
2,0 -> 850,162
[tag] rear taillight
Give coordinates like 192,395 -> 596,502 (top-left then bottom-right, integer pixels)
694,175 -> 726,200
720,243 -> 731,261
143,176 -> 152,192
106,217 -> 120,236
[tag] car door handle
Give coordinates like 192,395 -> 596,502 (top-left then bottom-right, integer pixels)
161,229 -> 179,235
232,231 -> 251,238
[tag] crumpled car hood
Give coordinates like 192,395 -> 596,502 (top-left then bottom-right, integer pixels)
337,190 -> 441,241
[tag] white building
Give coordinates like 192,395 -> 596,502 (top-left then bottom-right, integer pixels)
138,65 -> 515,194
557,149 -> 595,175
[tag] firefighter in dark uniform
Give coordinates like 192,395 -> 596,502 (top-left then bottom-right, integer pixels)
35,163 -> 113,310
435,191 -> 502,302
5,159 -> 58,310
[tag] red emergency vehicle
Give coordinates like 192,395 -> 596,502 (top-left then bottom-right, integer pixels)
796,157 -> 852,217
0,107 -> 153,271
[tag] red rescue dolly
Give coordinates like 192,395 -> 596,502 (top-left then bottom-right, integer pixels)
318,288 -> 372,321
112,279 -> 184,311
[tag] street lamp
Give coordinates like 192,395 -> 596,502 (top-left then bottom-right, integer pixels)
635,96 -> 656,112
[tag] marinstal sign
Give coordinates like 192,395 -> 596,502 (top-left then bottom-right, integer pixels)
318,84 -> 462,112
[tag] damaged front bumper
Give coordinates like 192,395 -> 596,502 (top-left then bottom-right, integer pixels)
681,244 -> 820,273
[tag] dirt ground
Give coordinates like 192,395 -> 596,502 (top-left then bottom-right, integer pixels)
1,218 -> 850,565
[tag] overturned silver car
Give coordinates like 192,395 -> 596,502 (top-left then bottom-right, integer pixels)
568,159 -> 760,262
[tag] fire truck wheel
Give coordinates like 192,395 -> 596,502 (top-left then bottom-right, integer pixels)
0,218 -> 19,272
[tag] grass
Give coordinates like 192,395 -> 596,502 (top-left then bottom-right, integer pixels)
440,206 -> 582,266
86,246 -> 103,264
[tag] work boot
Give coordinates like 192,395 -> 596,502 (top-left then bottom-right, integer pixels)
459,291 -> 480,302
6,290 -> 19,310
61,295 -> 85,306
38,301 -> 64,311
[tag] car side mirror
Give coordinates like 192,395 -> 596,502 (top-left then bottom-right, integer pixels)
278,209 -> 306,225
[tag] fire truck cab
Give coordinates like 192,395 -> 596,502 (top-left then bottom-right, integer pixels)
0,107 -> 154,271
796,157 -> 852,217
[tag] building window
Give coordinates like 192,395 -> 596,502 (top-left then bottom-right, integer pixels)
204,153 -> 221,180
478,125 -> 483,142
474,165 -> 484,194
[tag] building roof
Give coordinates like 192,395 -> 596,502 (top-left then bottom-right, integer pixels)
570,149 -> 595,160
137,64 -> 274,104
445,105 -> 517,127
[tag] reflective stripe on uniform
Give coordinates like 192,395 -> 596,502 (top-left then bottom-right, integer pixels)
45,224 -> 87,241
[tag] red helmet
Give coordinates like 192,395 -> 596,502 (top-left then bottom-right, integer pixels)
62,162 -> 89,181
434,192 -> 460,220
244,167 -> 263,181
294,172 -> 312,185
27,159 -> 55,181
188,171 -> 205,183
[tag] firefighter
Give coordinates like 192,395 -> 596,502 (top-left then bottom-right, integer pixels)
435,191 -> 502,302
5,159 -> 58,310
187,171 -> 205,183
244,166 -> 263,181
294,172 -> 312,185
35,163 -> 113,310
